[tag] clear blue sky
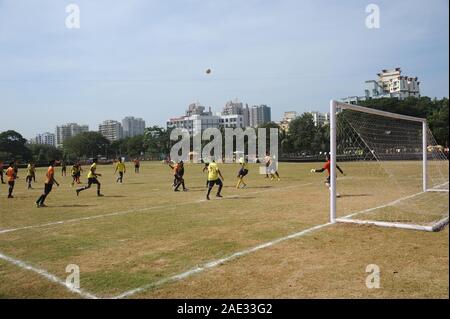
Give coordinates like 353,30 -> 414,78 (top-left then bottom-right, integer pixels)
0,0 -> 448,139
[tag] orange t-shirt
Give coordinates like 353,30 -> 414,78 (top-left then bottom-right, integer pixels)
324,160 -> 331,176
6,167 -> 15,182
45,166 -> 55,184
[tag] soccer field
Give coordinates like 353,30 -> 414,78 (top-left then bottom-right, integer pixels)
0,161 -> 448,298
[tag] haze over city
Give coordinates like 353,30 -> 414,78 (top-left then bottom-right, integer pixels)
0,0 -> 448,139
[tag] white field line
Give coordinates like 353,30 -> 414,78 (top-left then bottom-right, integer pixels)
0,182 -> 320,299
113,222 -> 332,299
340,181 -> 450,220
0,183 -> 312,235
11,180 -> 443,299
340,191 -> 425,220
0,251 -> 98,299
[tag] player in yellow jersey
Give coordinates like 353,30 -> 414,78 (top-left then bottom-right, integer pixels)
26,162 -> 36,190
236,157 -> 249,189
76,158 -> 103,197
114,158 -> 126,183
206,159 -> 224,200
71,163 -> 79,186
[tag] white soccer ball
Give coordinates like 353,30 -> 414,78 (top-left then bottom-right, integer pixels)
310,169 -> 316,173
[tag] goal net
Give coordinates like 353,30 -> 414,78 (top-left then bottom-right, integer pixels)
330,101 -> 449,232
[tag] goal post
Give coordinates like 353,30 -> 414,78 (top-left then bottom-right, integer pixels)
329,100 -> 449,232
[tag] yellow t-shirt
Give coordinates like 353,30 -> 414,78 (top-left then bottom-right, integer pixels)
208,162 -> 220,181
87,163 -> 97,179
116,162 -> 126,173
27,164 -> 34,176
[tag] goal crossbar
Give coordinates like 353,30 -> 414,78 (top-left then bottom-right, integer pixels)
334,101 -> 426,123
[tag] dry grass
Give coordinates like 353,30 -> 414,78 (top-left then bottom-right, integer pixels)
0,161 -> 447,298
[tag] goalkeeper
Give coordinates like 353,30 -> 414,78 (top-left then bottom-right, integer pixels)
311,154 -> 345,194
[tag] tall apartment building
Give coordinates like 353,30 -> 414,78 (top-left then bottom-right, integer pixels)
56,123 -> 89,147
32,132 -> 56,147
221,100 -> 250,128
342,68 -> 421,104
167,102 -> 220,136
99,120 -> 123,141
122,116 -> 146,138
309,111 -> 330,127
249,105 -> 271,127
279,111 -> 298,132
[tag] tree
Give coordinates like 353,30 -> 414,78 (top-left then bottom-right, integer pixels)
28,144 -> 63,163
286,113 -> 317,155
0,130 -> 32,161
63,132 -> 110,159
143,126 -> 171,159
359,97 -> 449,146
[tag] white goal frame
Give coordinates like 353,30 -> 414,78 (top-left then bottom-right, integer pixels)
329,100 -> 449,232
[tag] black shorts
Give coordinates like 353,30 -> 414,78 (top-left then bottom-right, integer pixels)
207,179 -> 223,187
8,181 -> 14,187
238,169 -> 249,177
88,178 -> 100,185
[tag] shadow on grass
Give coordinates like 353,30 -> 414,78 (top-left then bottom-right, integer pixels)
52,204 -> 96,208
339,194 -> 372,198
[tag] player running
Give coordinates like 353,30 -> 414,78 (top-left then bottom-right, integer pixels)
168,160 -> 188,191
114,158 -> 126,183
35,160 -> 59,208
266,154 -> 281,181
26,162 -> 36,190
5,162 -> 17,198
71,163 -> 79,186
206,159 -> 224,200
236,157 -> 249,189
311,153 -> 345,197
76,158 -> 104,197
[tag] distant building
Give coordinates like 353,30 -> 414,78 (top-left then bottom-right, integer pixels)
30,132 -> 56,147
342,68 -> 421,104
167,102 -> 221,136
249,105 -> 271,127
99,120 -> 123,141
122,116 -> 146,138
167,101 -> 270,135
279,111 -> 298,132
222,99 -> 250,128
56,123 -> 89,147
309,111 -> 330,127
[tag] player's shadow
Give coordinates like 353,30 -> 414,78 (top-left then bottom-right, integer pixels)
102,195 -> 127,198
53,204 -> 95,208
339,194 -> 372,198
246,186 -> 273,189
223,196 -> 257,200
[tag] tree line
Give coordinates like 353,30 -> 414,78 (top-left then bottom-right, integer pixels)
0,96 -> 447,164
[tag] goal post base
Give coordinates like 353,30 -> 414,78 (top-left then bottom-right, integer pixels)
335,217 -> 449,232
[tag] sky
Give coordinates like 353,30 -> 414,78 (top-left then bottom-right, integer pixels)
0,0 -> 448,139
